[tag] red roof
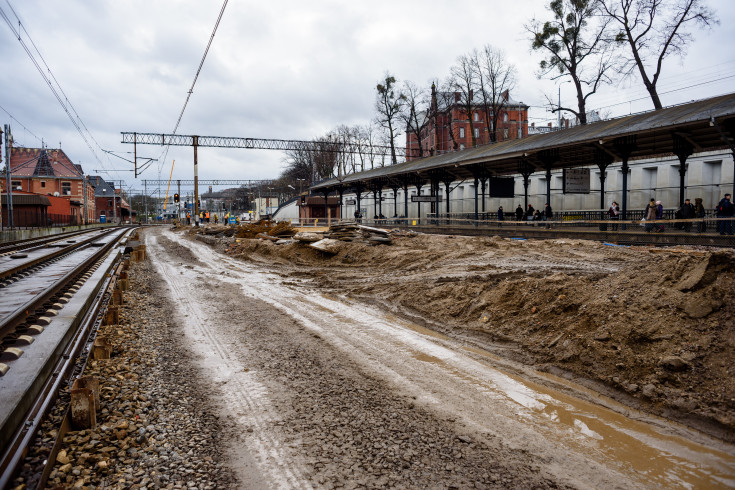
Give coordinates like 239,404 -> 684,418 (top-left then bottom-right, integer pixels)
9,147 -> 85,179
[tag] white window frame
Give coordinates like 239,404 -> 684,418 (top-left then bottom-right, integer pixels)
459,127 -> 465,138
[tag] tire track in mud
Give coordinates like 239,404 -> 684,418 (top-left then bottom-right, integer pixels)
165,229 -> 735,489
146,234 -> 312,489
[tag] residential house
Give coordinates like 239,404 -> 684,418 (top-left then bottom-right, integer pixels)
89,176 -> 132,223
3,147 -> 96,223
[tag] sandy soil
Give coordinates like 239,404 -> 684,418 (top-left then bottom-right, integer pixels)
143,225 -> 735,488
220,229 -> 735,443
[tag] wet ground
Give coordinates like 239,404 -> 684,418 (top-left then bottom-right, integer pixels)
146,227 -> 735,488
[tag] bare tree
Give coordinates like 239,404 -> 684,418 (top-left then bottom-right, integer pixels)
448,54 -> 478,146
472,45 -> 517,143
400,80 -> 430,159
435,81 -> 462,151
375,73 -> 406,165
527,0 -> 616,125
601,0 -> 718,110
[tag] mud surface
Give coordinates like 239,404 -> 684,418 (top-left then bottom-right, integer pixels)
221,230 -> 735,441
144,226 -> 735,488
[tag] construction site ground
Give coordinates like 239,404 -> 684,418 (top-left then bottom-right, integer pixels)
143,223 -> 735,487
212,224 -> 735,440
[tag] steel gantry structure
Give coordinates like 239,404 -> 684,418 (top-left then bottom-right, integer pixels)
121,131 -> 406,224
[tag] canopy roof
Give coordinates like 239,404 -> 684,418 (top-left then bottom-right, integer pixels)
314,92 -> 735,191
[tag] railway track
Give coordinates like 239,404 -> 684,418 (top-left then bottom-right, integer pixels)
0,228 -> 112,256
0,226 -> 136,488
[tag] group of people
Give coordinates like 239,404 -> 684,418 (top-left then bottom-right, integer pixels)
493,194 -> 734,235
621,193 -> 733,234
505,203 -> 553,225
182,210 -> 238,226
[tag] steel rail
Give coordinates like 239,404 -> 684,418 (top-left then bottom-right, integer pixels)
0,228 -> 107,256
0,228 -> 120,281
0,228 -> 123,344
0,228 -> 132,488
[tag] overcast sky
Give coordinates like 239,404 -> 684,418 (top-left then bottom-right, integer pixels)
2,0 -> 734,196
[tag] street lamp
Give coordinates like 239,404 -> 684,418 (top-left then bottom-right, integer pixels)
557,80 -> 572,130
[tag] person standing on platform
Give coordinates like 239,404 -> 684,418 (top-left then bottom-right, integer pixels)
497,206 -> 504,227
716,193 -> 734,235
680,199 -> 694,232
694,198 -> 706,233
608,201 -> 620,230
515,204 -> 523,221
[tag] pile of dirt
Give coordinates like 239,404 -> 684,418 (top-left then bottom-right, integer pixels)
220,233 -> 735,440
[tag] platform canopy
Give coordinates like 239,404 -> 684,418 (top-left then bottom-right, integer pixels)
313,92 -> 735,191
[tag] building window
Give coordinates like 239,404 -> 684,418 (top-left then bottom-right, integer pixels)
473,112 -> 479,122
474,128 -> 479,139
460,144 -> 465,150
503,114 -> 509,122
11,180 -> 21,190
459,127 -> 465,138
62,182 -> 72,195
503,129 -> 509,139
108,199 -> 113,207
41,181 -> 46,188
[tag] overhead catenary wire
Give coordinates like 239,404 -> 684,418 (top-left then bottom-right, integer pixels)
0,103 -> 43,145
0,2 -> 111,171
158,0 -> 229,174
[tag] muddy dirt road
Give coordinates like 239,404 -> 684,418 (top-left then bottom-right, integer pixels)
146,227 -> 735,488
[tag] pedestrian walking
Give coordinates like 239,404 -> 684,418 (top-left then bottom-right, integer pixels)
515,204 -> 523,221
716,193 -> 734,235
543,203 -> 553,228
497,206 -> 504,227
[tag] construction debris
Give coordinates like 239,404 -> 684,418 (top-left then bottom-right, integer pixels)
326,223 -> 393,245
309,238 -> 341,254
293,232 -> 324,243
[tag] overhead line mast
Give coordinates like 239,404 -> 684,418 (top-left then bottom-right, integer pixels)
121,131 -> 407,226
120,132 -> 405,155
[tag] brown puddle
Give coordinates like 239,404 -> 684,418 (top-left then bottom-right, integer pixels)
410,341 -> 735,488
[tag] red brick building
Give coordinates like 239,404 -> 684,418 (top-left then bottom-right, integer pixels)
406,84 -> 529,161
89,176 -> 132,223
2,147 -> 96,223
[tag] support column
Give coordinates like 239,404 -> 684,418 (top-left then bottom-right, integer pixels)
322,189 -> 330,225
538,149 -> 559,210
391,186 -> 399,217
672,134 -> 694,207
193,136 -> 199,227
518,160 -> 534,210
416,183 -> 423,221
337,188 -> 344,221
595,149 -> 614,231
402,182 -> 409,218
613,136 -> 637,229
473,177 -> 479,222
480,178 -> 487,213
